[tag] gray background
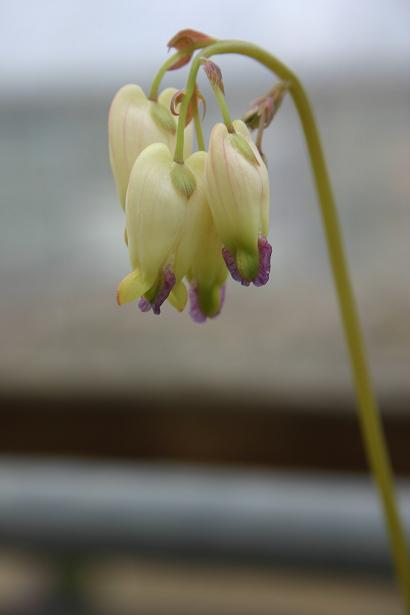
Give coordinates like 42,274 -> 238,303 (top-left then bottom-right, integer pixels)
1,0 -> 409,405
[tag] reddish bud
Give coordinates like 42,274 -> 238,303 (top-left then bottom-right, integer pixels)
170,88 -> 206,126
170,90 -> 186,116
167,29 -> 216,52
166,29 -> 217,71
201,59 -> 224,93
167,55 -> 192,71
243,82 -> 288,131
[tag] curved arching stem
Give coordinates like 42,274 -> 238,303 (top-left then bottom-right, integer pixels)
175,40 -> 410,612
148,51 -> 187,101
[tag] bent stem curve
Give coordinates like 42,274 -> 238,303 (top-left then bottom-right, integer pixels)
177,40 -> 410,611
148,51 -> 186,101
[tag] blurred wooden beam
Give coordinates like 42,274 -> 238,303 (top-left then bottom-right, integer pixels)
0,393 -> 409,475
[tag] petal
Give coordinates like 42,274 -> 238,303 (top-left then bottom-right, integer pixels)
109,85 -> 181,210
253,236 -> 272,287
189,283 -> 226,323
125,143 -> 188,281
222,247 -> 250,286
207,121 -> 270,250
175,151 -> 228,289
117,269 -> 150,305
168,280 -> 188,312
137,268 -> 176,315
108,84 -> 148,209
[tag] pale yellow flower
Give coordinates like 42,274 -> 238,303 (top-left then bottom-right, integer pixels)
117,143 -> 193,314
173,151 -> 227,321
108,85 -> 192,209
206,119 -> 272,286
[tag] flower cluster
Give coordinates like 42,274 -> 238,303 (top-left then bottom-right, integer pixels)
109,36 -> 274,323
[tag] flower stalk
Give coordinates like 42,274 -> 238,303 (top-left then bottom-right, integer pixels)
148,51 -> 188,101
174,39 -> 410,611
113,36 -> 410,611
192,100 -> 205,151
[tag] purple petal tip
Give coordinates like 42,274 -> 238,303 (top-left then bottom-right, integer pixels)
222,237 -> 272,287
254,236 -> 272,287
189,284 -> 226,324
222,248 -> 250,286
138,297 -> 151,312
189,285 -> 207,323
138,268 -> 176,316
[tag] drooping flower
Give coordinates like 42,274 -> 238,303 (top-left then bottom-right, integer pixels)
108,85 -> 192,209
116,142 -> 196,315
172,151 -> 227,322
205,119 -> 272,286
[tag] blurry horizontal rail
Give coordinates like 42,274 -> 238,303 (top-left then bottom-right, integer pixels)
0,393 -> 409,475
0,459 -> 409,573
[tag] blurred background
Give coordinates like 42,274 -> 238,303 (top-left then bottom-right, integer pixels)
0,0 -> 409,613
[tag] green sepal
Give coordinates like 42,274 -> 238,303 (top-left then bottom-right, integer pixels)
229,133 -> 259,166
170,162 -> 196,199
150,103 -> 176,136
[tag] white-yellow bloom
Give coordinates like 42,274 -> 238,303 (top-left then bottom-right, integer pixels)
205,119 -> 272,286
173,151 -> 227,322
116,143 -> 194,314
108,85 -> 192,209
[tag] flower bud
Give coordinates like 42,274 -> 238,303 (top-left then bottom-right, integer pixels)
108,85 -> 192,209
206,119 -> 272,286
173,151 -> 227,322
117,143 -> 191,315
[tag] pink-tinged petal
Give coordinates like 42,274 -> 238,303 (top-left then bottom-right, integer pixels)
254,236 -> 272,287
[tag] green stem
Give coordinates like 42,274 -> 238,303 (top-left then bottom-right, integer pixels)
149,40 -> 217,101
174,58 -> 202,163
211,84 -> 234,132
192,100 -> 205,151
177,40 -> 410,612
148,51 -> 186,101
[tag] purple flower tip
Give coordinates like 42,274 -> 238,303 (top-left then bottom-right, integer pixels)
254,236 -> 272,287
138,297 -> 151,312
138,268 -> 176,316
222,237 -> 272,287
189,284 -> 226,324
219,285 -> 226,311
189,285 -> 207,323
222,248 -> 250,286
152,269 -> 176,315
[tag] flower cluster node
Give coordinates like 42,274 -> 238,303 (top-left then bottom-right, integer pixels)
201,59 -> 224,93
109,39 -> 281,323
241,82 -> 288,163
